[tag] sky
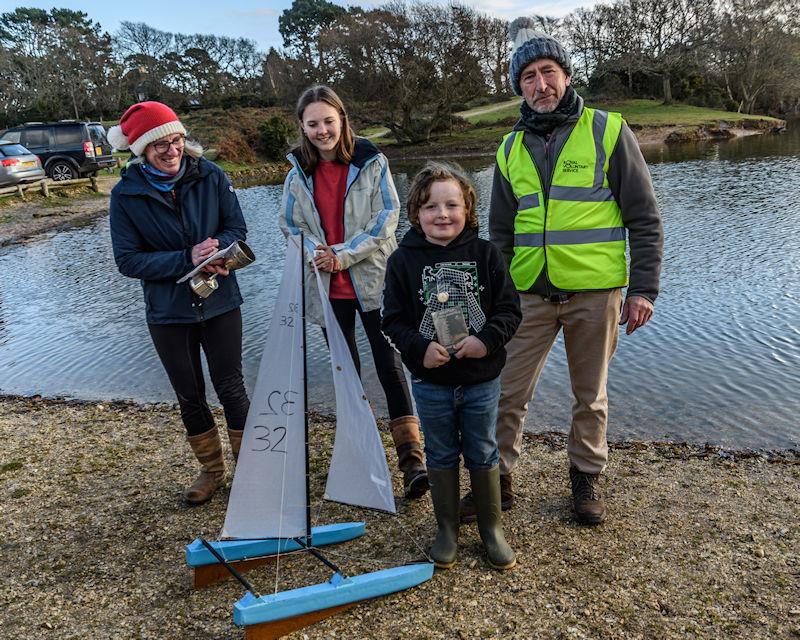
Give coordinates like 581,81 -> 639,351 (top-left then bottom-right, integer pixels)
4,0 -> 601,52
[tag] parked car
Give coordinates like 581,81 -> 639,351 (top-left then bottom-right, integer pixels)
0,141 -> 46,187
0,121 -> 116,181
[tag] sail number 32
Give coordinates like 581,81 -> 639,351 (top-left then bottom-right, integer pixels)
251,389 -> 298,453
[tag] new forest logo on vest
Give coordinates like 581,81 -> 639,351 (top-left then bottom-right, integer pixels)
496,107 -> 629,292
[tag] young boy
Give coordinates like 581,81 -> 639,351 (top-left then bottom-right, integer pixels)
382,162 -> 521,570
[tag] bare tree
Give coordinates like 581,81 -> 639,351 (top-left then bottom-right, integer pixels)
320,2 -> 491,143
475,14 -> 510,95
715,0 -> 800,113
116,21 -> 175,59
625,0 -> 717,104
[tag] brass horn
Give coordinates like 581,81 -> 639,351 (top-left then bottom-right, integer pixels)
189,240 -> 256,298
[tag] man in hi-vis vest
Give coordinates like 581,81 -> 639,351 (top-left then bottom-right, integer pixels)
463,19 -> 663,526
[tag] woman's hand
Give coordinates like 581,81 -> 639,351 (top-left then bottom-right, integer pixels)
453,336 -> 487,359
313,245 -> 342,273
423,341 -> 451,368
192,238 -> 229,276
202,259 -> 230,276
191,237 -> 219,266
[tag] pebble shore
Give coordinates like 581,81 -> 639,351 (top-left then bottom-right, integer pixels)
1,396 -> 798,639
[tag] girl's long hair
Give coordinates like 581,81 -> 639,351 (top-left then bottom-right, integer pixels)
295,85 -> 355,174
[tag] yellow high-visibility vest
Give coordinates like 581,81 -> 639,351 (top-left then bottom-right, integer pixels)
496,107 -> 628,292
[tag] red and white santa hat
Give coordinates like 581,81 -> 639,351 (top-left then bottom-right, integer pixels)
107,101 -> 187,156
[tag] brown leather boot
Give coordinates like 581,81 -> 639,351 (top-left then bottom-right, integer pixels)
569,466 -> 606,525
227,428 -> 243,462
389,416 -> 429,499
184,428 -> 226,505
460,473 -> 514,523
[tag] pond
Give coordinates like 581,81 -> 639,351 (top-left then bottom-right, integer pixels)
2,127 -> 798,450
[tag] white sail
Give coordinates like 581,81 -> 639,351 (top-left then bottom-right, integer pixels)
222,236 -> 307,539
315,267 -> 397,514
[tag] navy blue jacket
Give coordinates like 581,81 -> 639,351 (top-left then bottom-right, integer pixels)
109,156 -> 247,324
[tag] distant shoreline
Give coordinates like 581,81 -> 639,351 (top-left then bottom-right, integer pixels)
0,119 -> 787,248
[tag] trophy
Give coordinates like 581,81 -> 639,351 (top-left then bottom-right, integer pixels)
186,240 -> 256,298
431,305 -> 469,355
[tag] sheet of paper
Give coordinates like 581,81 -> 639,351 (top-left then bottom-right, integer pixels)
176,241 -> 236,283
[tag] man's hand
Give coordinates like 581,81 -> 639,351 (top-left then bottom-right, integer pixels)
423,342 -> 451,368
453,335 -> 487,359
619,295 -> 654,335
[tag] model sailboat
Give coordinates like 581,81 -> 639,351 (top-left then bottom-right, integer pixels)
185,235 -> 434,638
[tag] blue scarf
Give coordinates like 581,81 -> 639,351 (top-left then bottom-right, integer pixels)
140,158 -> 187,192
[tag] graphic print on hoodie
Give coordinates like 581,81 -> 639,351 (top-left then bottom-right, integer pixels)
382,226 -> 522,387
419,262 -> 487,340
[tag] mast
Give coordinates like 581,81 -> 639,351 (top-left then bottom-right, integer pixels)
301,232 -> 312,544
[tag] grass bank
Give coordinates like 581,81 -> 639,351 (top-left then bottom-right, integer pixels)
1,396 -> 798,639
457,97 -> 783,128
380,98 -> 785,159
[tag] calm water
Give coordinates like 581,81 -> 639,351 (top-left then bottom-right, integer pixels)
2,129 -> 799,450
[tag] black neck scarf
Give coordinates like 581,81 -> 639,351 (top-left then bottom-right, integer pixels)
519,86 -> 579,135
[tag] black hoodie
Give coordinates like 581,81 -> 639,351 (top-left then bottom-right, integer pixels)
382,226 -> 521,386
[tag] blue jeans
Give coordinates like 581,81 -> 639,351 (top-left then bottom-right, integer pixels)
411,377 -> 501,471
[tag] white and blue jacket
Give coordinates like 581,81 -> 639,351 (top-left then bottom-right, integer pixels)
279,138 -> 400,326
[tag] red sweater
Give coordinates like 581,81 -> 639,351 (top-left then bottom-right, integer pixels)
314,160 -> 356,299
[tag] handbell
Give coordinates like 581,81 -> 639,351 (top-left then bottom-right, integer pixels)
190,240 -> 256,298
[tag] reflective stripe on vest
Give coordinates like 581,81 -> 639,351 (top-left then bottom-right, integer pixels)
496,107 -> 629,292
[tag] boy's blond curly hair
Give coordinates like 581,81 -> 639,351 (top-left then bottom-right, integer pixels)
406,161 -> 478,232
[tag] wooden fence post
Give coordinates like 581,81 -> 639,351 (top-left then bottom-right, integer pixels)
90,176 -> 98,192
40,180 -> 50,198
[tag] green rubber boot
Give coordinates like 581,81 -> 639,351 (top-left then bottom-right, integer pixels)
469,466 -> 516,570
428,467 -> 460,569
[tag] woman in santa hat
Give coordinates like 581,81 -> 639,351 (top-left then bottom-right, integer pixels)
108,101 -> 249,505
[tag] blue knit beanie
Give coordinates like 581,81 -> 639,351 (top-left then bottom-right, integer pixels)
509,17 -> 573,96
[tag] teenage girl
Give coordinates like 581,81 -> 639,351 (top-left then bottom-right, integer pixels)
279,85 -> 428,499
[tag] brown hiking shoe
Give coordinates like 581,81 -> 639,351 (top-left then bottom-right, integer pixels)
569,467 -> 606,525
460,473 -> 514,523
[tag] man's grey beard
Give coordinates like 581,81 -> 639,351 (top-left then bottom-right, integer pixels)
530,98 -> 558,114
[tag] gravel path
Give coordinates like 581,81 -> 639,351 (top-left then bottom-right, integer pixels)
1,396 -> 798,639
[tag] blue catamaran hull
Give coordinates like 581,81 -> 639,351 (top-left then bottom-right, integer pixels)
233,563 -> 435,626
185,522 -> 366,567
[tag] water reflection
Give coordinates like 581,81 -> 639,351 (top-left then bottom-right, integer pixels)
1,127 -> 799,450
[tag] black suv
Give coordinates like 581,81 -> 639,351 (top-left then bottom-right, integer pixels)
0,121 -> 116,181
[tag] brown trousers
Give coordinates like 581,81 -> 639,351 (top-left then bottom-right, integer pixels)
496,289 -> 621,475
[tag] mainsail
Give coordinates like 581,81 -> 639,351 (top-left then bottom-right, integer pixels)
222,236 -> 306,539
222,235 -> 396,540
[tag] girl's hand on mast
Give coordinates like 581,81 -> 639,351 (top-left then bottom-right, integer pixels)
313,245 -> 342,273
